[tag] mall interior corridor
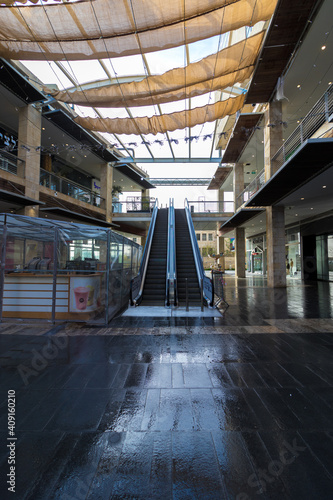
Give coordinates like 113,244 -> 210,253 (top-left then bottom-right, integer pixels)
0,275 -> 332,499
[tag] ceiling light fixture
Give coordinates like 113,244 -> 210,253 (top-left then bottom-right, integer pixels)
323,185 -> 327,188
297,84 -> 301,88
321,45 -> 326,50
301,197 -> 304,200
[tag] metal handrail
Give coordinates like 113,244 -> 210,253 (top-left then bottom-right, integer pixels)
166,198 -> 177,306
40,168 -> 104,207
130,199 -> 159,305
0,149 -> 25,176
272,84 -> 333,170
184,199 -> 213,307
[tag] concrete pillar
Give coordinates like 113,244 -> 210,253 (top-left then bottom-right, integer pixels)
141,228 -> 148,250
218,188 -> 224,212
264,100 -> 283,180
235,227 -> 246,278
233,162 -> 244,210
141,188 -> 149,210
266,206 -> 286,287
100,162 -> 114,223
18,104 -> 42,217
217,235 -> 225,271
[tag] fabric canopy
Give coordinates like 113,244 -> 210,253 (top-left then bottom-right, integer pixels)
50,32 -> 263,107
74,93 -> 246,135
0,0 -> 277,60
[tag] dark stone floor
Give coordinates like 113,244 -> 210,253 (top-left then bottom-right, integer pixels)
0,277 -> 333,499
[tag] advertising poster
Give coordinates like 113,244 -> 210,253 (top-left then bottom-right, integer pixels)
69,275 -> 101,312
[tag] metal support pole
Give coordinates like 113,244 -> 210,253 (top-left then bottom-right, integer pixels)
185,278 -> 189,311
0,221 -> 8,323
51,227 -> 59,324
105,230 -> 111,326
200,278 -> 204,312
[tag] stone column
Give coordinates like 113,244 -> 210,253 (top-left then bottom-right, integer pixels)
217,234 -> 225,271
266,206 -> 286,287
264,100 -> 286,287
18,104 -> 42,217
141,229 -> 148,250
233,162 -> 244,210
264,100 -> 283,181
235,227 -> 246,278
100,162 -> 114,223
141,188 -> 149,210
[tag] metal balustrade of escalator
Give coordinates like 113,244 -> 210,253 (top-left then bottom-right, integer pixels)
175,208 -> 201,305
140,208 -> 168,305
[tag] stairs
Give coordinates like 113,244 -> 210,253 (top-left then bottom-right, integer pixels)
175,209 -> 201,305
141,208 -> 168,305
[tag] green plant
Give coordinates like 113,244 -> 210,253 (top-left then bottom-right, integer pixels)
112,185 -> 123,197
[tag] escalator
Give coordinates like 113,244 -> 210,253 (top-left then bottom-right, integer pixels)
175,209 -> 201,305
140,208 -> 168,305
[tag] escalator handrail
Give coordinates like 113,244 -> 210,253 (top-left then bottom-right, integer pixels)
130,199 -> 158,305
184,198 -> 213,306
166,198 -> 177,306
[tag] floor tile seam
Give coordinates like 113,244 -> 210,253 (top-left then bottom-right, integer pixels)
22,429 -> 71,500
208,429 -> 229,497
296,431 -> 333,481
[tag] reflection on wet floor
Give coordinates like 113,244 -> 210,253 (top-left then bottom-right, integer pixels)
0,276 -> 332,499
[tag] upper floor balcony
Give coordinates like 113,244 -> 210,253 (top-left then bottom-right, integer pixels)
0,150 -> 25,178
236,84 -> 333,210
40,168 -> 105,209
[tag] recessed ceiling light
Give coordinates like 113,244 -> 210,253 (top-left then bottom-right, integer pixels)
259,220 -> 262,222
301,197 -> 304,200
311,207 -> 314,210
295,214 -> 298,216
42,127 -> 45,131
323,185 -> 327,188
297,84 -> 301,88
297,120 -> 300,124
321,45 -> 326,50
329,82 -> 332,85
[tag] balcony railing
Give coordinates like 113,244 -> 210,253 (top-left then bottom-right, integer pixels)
272,84 -> 333,170
186,200 -> 234,213
112,196 -> 156,214
236,168 -> 265,209
40,169 -> 104,208
237,85 -> 333,210
0,150 -> 25,177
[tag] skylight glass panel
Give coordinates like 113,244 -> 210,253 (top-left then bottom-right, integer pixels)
102,55 -> 146,78
189,33 -> 229,63
129,105 -> 158,118
190,94 -> 212,108
145,45 -> 186,74
74,105 -> 98,118
21,61 -> 73,89
143,133 -> 172,158
167,128 -> 190,158
96,108 -> 129,119
190,122 -> 215,158
59,60 -> 108,85
116,134 -> 152,158
159,99 -> 188,114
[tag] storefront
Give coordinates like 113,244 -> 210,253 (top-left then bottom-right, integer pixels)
0,214 -> 142,324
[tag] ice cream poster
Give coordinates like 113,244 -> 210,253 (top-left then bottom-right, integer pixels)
69,276 -> 101,312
